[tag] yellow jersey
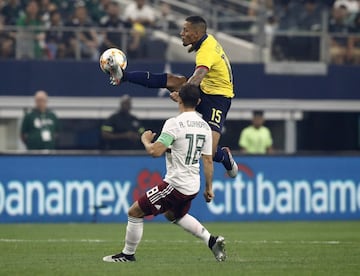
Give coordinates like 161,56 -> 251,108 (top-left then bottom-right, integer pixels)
195,34 -> 234,98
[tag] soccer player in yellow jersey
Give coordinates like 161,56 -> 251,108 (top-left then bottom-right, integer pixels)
108,16 -> 238,178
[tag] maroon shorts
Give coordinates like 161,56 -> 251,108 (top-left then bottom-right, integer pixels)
138,181 -> 197,220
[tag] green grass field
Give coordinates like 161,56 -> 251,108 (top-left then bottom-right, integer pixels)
0,221 -> 360,276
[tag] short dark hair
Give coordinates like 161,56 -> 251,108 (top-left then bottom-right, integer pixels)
185,15 -> 207,31
253,110 -> 264,117
179,84 -> 200,108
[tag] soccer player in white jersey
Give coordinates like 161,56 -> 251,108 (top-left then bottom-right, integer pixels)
103,84 -> 226,263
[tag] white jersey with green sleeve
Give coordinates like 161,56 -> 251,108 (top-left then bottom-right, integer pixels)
156,111 -> 212,195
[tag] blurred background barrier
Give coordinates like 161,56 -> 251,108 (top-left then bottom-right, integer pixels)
1,0 -> 360,154
0,154 -> 359,223
0,61 -> 360,99
0,61 -> 359,154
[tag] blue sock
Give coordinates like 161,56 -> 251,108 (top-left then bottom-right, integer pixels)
213,146 -> 224,163
123,71 -> 167,88
213,146 -> 232,170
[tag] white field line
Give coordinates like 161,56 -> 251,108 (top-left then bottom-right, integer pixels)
0,238 -> 107,243
0,239 -> 356,245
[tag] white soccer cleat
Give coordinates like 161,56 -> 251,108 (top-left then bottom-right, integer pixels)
102,252 -> 136,262
222,147 -> 238,178
108,57 -> 124,86
211,236 -> 226,262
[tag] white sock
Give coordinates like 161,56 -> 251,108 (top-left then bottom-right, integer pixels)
176,214 -> 211,245
122,216 -> 143,255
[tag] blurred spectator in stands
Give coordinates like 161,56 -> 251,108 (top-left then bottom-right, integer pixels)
274,0 -> 299,29
53,0 -> 75,19
238,111 -> 273,154
46,9 -> 66,59
87,0 -> 111,23
334,0 -> 359,14
21,90 -> 59,150
39,0 -> 58,27
0,14 -> 15,58
124,0 -> 155,27
155,1 -> 178,32
272,0 -> 299,60
297,0 -> 322,32
17,1 -> 41,27
102,95 -> 144,150
1,0 -> 22,25
264,14 -> 277,48
16,1 -> 46,59
65,1 -> 99,60
329,4 -> 350,64
348,12 -> 360,64
291,0 -> 322,61
99,1 -> 134,53
334,0 -> 359,37
248,0 -> 274,16
123,0 -> 155,58
272,0 -> 322,61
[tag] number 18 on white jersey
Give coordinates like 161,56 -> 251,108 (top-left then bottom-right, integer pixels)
157,111 -> 212,196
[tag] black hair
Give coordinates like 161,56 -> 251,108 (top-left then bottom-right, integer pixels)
185,15 -> 207,31
179,84 -> 200,108
253,110 -> 264,117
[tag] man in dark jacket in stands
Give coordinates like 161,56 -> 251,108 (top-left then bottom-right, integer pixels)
102,95 -> 144,150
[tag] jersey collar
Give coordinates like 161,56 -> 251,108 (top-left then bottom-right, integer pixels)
189,34 -> 208,53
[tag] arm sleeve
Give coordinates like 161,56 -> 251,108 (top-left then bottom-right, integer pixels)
266,128 -> 273,147
53,113 -> 60,133
21,114 -> 30,135
101,115 -> 115,133
196,46 -> 215,70
202,129 -> 213,155
156,118 -> 177,145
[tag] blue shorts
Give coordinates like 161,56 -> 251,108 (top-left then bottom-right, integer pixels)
196,92 -> 232,133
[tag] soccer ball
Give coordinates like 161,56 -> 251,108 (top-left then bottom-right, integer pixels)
99,48 -> 127,74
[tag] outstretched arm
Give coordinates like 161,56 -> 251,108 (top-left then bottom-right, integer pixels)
187,66 -> 209,86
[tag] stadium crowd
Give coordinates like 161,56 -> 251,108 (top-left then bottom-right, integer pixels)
0,0 -> 178,60
1,0 -> 360,63
264,0 -> 360,64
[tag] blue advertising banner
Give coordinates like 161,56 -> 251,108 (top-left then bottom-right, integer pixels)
0,155 -> 359,223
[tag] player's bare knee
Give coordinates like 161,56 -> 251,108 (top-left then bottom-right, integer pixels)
128,201 -> 144,218
167,74 -> 187,91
